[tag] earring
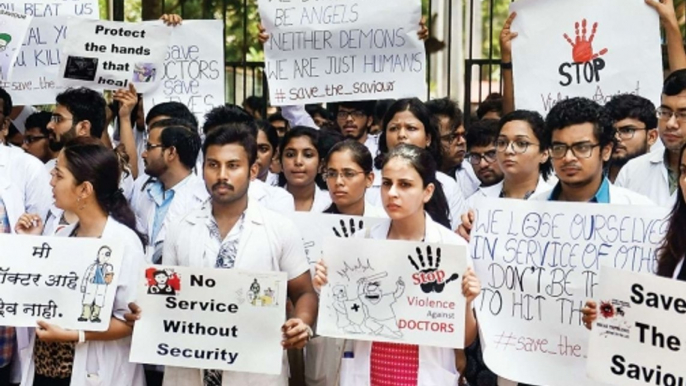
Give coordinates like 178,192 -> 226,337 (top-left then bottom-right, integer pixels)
77,196 -> 85,211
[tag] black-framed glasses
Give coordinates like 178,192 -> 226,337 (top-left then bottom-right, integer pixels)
550,142 -> 600,159
656,108 -> 686,123
496,138 -> 539,154
23,135 -> 47,144
145,143 -> 164,151
323,169 -> 366,180
336,110 -> 366,120
615,126 -> 648,140
467,150 -> 497,165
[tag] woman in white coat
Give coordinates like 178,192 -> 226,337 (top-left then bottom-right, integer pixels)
313,144 -> 481,386
15,137 -> 145,386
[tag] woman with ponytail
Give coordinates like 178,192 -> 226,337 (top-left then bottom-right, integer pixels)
312,144 -> 481,385
15,137 -> 145,386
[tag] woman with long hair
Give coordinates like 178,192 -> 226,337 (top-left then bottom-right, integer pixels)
15,137 -> 145,386
371,98 -> 466,229
313,144 -> 480,385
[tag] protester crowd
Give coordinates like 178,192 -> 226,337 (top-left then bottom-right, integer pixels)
0,1 -> 685,385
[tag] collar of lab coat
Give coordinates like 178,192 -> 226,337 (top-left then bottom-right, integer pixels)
650,148 -> 666,164
367,212 -> 456,244
185,198 -> 263,228
59,215 -> 118,238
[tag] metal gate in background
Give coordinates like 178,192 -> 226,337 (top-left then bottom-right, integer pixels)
112,0 -> 511,117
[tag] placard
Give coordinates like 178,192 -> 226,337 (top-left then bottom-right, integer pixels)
130,265 -> 287,375
0,0 -> 99,105
284,212 -> 386,266
587,267 -> 686,386
317,237 -> 468,348
0,234 -> 122,331
510,0 -> 662,115
470,198 -> 669,386
0,9 -> 32,80
59,19 -> 172,92
143,20 -> 225,127
258,0 -> 426,105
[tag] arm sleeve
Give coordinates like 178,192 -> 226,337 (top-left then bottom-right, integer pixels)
23,155 -> 51,221
281,105 -> 318,129
277,218 -> 311,280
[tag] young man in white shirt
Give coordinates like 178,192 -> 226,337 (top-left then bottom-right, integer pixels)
130,122 -> 206,265
604,94 -> 659,183
615,69 -> 686,206
141,124 -> 317,386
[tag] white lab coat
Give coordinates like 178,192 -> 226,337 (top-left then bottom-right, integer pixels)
366,170 -> 466,230
130,173 -> 209,263
19,217 -> 145,386
0,145 -> 51,232
464,176 -> 553,212
614,149 -> 677,207
160,200 -> 310,386
332,213 -> 468,386
454,162 -> 480,199
249,179 -> 295,213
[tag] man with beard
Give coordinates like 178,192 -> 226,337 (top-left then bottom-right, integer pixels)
465,119 -> 505,192
130,122 -> 205,265
332,101 -> 378,156
130,124 -> 317,386
605,95 -> 659,182
616,70 -> 686,207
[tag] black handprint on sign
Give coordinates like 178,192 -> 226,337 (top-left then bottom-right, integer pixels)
333,218 -> 364,238
407,246 -> 459,294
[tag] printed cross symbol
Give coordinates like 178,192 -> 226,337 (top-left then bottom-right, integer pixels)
563,19 -> 608,63
350,303 -> 360,312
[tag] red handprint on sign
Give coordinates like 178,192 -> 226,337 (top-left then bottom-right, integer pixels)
563,19 -> 608,63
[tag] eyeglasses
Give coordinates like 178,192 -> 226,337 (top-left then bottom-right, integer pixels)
145,143 -> 164,151
50,115 -> 73,124
23,135 -> 47,144
656,108 -> 686,123
550,142 -> 600,159
440,132 -> 465,144
323,169 -> 366,180
336,110 -> 366,120
467,150 -> 497,165
615,126 -> 648,140
496,138 -> 539,154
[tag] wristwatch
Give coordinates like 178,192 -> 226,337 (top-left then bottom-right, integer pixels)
501,61 -> 513,70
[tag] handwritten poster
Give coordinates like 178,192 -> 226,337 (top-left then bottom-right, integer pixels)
0,0 -> 99,105
284,212 -> 386,266
59,19 -> 172,92
130,265 -> 287,374
470,198 -> 669,386
0,234 -> 122,331
510,0 -> 662,115
258,0 -> 426,105
143,20 -> 225,127
0,10 -> 32,80
317,237 -> 468,348
587,267 -> 686,386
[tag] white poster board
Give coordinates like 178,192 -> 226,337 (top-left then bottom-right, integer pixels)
317,237 -> 468,348
0,0 -> 99,105
0,234 -> 122,331
510,0 -> 662,115
470,198 -> 669,386
130,265 -> 287,375
587,266 -> 686,386
285,212 -> 386,266
143,20 -> 225,127
0,10 -> 32,80
258,0 -> 426,105
59,19 -> 172,93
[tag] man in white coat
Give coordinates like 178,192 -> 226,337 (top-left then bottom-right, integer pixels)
130,122 -> 206,265
129,123 -> 318,386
